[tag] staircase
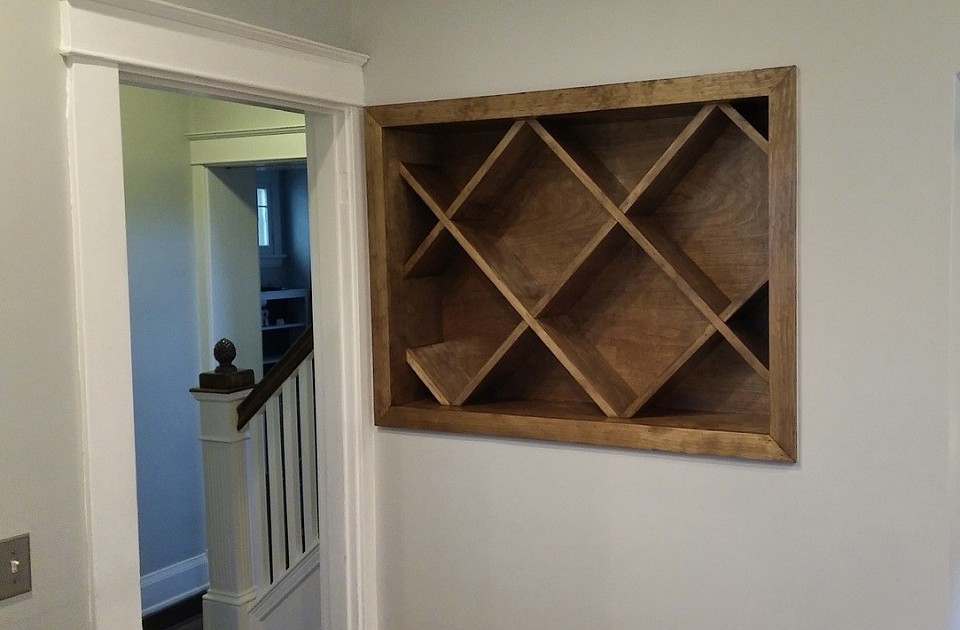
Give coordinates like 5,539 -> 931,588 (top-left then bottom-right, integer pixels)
191,328 -> 320,630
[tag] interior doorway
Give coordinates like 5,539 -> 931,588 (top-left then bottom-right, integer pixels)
61,3 -> 375,627
118,85 -> 313,618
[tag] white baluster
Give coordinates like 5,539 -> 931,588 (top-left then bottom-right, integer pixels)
248,410 -> 270,593
265,394 -> 287,581
299,357 -> 320,542
282,377 -> 304,564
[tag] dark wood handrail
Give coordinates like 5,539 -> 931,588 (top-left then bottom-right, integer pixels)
237,325 -> 314,430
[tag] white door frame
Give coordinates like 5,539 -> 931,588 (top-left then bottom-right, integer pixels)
60,1 -> 377,628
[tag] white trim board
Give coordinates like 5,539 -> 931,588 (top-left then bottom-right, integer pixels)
60,1 -> 377,628
189,132 -> 307,166
306,106 -> 379,630
186,125 -> 306,141
141,553 -> 209,617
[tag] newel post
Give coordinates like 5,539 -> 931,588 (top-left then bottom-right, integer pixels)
190,339 -> 257,630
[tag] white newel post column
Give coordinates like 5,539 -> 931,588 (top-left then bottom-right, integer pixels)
191,339 -> 258,630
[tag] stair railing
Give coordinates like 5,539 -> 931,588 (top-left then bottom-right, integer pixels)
191,328 -> 318,629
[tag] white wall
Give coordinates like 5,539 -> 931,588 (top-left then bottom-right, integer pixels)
354,2 -> 960,629
204,166 -> 264,377
120,85 -> 208,612
189,98 -> 305,136
8,1 -> 959,628
0,1 -> 91,628
168,0 -> 353,50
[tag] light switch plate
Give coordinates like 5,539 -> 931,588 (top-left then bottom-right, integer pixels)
0,534 -> 31,601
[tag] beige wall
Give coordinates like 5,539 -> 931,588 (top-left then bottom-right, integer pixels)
0,1 -> 90,628
354,2 -> 960,629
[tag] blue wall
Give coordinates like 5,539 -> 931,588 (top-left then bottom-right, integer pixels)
280,166 -> 312,290
258,164 -> 310,291
120,85 -> 207,613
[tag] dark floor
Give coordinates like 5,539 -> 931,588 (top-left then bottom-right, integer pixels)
142,593 -> 203,630
165,617 -> 202,630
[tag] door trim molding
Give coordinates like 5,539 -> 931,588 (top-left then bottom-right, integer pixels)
64,0 -> 369,65
60,1 -> 376,628
60,0 -> 367,107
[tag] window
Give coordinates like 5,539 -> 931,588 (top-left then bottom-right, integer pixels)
256,170 -> 283,264
257,187 -> 270,247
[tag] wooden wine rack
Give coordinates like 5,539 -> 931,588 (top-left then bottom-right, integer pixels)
365,66 -> 797,462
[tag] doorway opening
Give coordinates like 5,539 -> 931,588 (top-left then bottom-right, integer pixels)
118,85 -> 315,620
61,3 -> 374,626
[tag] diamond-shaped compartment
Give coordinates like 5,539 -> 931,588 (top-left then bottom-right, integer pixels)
450,121 -> 613,312
536,237 -> 712,418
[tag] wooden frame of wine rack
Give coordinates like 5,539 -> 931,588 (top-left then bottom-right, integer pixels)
365,66 -> 797,462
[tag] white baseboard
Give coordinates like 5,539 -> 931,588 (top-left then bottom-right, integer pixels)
141,552 -> 209,616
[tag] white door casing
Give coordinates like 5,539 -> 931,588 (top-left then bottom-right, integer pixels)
59,1 -> 377,628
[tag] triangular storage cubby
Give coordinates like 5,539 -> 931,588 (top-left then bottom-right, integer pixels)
538,107 -> 699,202
726,282 -> 770,368
728,98 -> 769,141
404,253 -> 521,405
396,170 -> 456,278
393,167 -> 448,271
643,336 -> 771,416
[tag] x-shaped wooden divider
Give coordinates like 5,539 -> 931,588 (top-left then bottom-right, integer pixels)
398,102 -> 770,418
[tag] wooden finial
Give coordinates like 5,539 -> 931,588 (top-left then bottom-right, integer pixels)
214,338 -> 238,373
192,338 -> 255,392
